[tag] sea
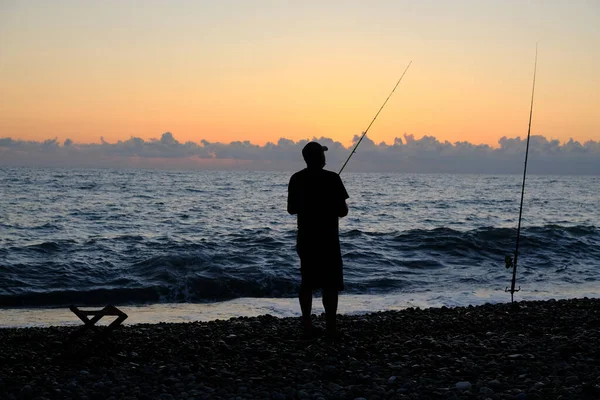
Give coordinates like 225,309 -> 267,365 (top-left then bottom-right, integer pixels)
1,167 -> 599,327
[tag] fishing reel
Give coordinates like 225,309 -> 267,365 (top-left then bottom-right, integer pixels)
504,255 -> 513,269
504,254 -> 520,295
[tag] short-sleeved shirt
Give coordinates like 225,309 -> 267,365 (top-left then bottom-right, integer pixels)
288,168 -> 349,264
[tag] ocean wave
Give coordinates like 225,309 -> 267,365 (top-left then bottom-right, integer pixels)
376,225 -> 599,255
1,223 -> 598,307
0,275 -> 300,307
24,240 -> 76,253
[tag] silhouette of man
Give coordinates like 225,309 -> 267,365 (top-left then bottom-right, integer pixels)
287,141 -> 349,338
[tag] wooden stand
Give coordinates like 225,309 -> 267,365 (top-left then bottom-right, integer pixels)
69,304 -> 128,341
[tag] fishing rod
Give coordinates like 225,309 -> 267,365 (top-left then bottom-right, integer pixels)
338,61 -> 412,174
505,44 -> 538,303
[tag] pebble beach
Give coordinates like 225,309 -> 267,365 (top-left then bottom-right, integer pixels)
1,298 -> 600,400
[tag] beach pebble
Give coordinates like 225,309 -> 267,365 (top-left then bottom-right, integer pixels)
324,382 -> 339,392
165,377 -> 180,385
565,375 -> 579,385
323,365 -> 337,375
20,385 -> 33,397
479,387 -> 493,396
271,391 -> 286,400
456,381 -> 472,391
487,380 -> 502,390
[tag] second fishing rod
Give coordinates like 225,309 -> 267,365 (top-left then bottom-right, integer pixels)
505,43 -> 539,302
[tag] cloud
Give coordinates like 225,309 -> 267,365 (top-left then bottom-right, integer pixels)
0,132 -> 599,174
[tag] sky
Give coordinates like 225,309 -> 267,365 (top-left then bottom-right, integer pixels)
1,0 -> 598,148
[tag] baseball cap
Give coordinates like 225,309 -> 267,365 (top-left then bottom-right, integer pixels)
302,141 -> 328,162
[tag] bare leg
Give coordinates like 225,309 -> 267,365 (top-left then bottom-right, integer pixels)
322,288 -> 339,335
299,285 -> 313,331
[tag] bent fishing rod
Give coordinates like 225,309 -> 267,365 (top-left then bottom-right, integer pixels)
338,61 -> 412,175
506,44 -> 538,302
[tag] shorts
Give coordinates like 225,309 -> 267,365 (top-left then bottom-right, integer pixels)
298,249 -> 344,291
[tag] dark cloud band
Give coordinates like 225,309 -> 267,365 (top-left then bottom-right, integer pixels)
1,132 -> 598,174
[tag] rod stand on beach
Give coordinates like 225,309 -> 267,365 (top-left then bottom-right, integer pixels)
505,43 -> 538,303
68,304 -> 128,343
338,61 -> 412,175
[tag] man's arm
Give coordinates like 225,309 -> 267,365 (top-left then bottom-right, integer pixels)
338,199 -> 348,218
288,199 -> 297,215
337,175 -> 349,218
287,176 -> 298,215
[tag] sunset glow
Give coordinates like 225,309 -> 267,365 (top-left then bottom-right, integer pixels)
1,1 -> 598,148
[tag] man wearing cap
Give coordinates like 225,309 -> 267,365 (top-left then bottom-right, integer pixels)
287,141 -> 349,339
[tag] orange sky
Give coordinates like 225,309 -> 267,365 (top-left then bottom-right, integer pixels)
1,1 -> 598,148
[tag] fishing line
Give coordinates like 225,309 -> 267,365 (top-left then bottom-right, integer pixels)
338,61 -> 412,174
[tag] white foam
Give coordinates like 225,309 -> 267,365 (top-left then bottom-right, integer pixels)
2,284 -> 599,328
